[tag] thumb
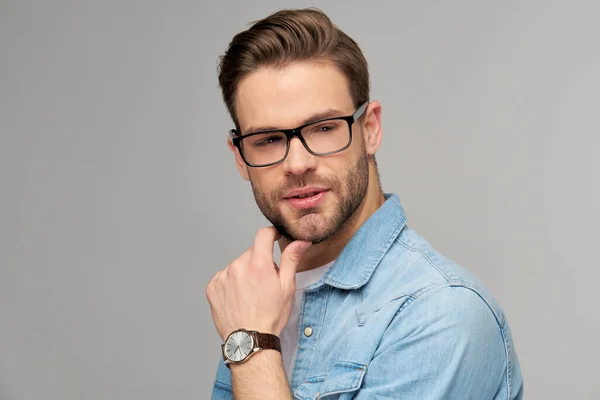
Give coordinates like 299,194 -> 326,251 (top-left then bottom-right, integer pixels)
279,240 -> 312,284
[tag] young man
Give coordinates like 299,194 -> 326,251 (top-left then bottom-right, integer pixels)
207,8 -> 523,400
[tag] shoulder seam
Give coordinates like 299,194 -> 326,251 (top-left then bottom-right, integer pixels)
405,283 -> 506,329
395,237 -> 452,282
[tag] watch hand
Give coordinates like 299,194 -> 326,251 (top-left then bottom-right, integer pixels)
237,347 -> 244,360
232,347 -> 242,360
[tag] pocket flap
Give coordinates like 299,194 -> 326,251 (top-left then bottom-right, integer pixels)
294,361 -> 367,399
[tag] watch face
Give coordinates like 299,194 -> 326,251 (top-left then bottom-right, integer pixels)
224,331 -> 254,362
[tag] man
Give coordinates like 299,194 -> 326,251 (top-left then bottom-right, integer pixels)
207,8 -> 523,400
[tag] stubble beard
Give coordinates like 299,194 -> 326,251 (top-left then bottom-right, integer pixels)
251,152 -> 370,244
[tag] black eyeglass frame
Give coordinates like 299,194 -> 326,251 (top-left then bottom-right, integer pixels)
229,102 -> 369,167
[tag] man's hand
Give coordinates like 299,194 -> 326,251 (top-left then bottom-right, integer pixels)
206,227 -> 311,340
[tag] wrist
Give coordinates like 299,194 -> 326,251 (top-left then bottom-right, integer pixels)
229,348 -> 292,400
229,347 -> 283,371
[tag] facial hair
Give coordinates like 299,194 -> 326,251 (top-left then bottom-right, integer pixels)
250,151 -> 369,244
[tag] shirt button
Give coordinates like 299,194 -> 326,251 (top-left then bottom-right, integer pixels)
304,326 -> 313,337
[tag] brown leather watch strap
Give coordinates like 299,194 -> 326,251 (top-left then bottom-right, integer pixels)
255,332 -> 281,353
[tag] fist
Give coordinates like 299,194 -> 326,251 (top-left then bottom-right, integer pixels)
206,227 -> 311,340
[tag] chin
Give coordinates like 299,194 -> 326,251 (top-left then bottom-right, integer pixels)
283,214 -> 337,243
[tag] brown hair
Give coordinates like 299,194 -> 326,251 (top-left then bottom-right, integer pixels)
217,8 -> 370,129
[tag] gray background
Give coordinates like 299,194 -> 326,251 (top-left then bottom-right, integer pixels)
1,0 -> 599,399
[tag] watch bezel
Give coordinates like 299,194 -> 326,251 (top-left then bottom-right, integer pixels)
222,329 -> 259,365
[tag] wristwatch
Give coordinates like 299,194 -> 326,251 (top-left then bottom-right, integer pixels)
221,329 -> 281,367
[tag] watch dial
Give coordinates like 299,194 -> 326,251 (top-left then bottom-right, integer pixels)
225,331 -> 254,362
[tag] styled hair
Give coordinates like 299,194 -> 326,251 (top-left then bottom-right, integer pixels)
217,8 -> 370,128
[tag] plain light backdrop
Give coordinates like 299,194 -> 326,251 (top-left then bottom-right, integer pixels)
1,0 -> 599,399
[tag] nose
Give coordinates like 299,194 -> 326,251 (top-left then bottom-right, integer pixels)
282,137 -> 317,176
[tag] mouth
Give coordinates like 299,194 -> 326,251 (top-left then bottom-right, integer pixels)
283,188 -> 329,210
288,191 -> 321,199
284,187 -> 328,199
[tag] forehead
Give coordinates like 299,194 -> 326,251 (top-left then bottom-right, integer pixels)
235,61 -> 354,132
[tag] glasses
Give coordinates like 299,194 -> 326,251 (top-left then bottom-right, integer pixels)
229,102 -> 368,167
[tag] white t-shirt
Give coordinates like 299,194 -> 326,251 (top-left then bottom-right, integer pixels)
280,261 -> 335,380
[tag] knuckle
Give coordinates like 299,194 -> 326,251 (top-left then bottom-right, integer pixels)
206,270 -> 223,295
285,252 -> 301,263
228,260 -> 244,276
205,281 -> 215,299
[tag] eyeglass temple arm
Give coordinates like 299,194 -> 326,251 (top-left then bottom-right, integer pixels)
353,102 -> 369,121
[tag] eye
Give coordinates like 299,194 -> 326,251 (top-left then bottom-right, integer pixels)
316,124 -> 335,132
252,135 -> 284,147
309,122 -> 342,134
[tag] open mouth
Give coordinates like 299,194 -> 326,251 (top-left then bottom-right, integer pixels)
284,190 -> 328,209
290,192 -> 320,199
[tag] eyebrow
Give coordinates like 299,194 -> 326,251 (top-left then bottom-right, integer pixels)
243,108 -> 347,135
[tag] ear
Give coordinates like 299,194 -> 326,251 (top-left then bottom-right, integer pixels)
227,137 -> 250,181
361,101 -> 383,156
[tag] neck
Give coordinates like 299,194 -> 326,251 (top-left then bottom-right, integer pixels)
280,163 -> 385,272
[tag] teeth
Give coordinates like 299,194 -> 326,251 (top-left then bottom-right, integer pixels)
295,192 -> 317,199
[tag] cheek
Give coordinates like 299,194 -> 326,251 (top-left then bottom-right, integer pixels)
327,150 -> 361,176
249,170 -> 280,194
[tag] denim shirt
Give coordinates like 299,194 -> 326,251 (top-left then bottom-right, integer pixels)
211,194 -> 524,399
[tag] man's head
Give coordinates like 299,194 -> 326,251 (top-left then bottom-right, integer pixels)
218,8 -> 383,244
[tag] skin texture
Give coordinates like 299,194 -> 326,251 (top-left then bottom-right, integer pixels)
251,148 -> 369,245
206,61 -> 385,399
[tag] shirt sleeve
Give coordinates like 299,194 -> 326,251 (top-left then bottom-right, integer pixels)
211,357 -> 233,400
353,285 -> 517,400
211,381 -> 233,400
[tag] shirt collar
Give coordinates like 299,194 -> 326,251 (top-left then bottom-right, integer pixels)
322,193 -> 407,290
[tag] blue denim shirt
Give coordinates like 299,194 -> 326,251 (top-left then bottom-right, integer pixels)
212,194 -> 523,399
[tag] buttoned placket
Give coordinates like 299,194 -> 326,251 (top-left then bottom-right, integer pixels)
289,284 -> 332,392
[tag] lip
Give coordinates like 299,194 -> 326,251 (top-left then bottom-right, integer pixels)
283,187 -> 328,199
283,187 -> 329,210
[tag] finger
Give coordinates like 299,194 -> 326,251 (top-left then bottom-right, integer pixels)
206,270 -> 222,301
250,227 -> 280,267
238,247 -> 253,265
226,247 -> 253,277
208,270 -> 222,287
279,240 -> 312,284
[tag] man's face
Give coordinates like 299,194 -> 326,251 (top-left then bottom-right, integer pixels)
232,62 -> 369,243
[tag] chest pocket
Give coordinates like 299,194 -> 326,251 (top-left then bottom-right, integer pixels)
294,361 -> 367,400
